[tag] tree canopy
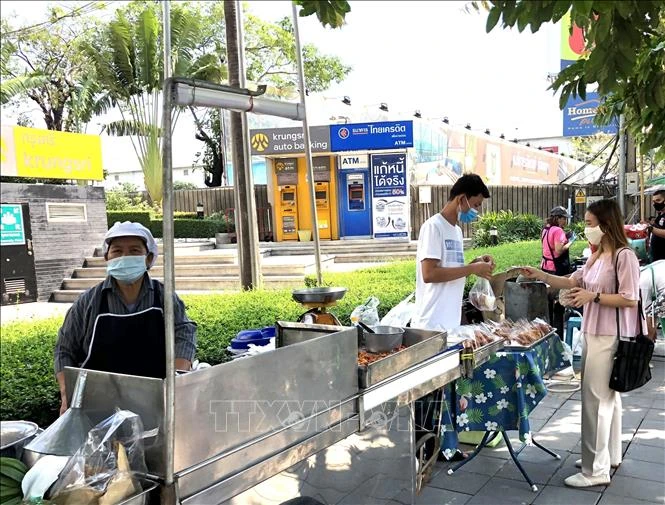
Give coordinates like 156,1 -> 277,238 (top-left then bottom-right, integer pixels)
480,1 -> 665,161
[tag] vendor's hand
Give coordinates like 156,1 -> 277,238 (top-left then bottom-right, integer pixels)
59,398 -> 68,416
520,267 -> 545,281
569,287 -> 595,308
471,260 -> 493,279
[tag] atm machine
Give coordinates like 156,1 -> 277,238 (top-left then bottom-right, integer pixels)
314,182 -> 331,240
278,185 -> 298,241
338,157 -> 372,238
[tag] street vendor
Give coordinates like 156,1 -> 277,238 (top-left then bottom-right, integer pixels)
54,221 -> 197,414
412,173 -> 495,330
648,190 -> 665,261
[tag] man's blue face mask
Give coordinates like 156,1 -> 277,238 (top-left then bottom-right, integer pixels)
106,255 -> 147,284
458,196 -> 479,224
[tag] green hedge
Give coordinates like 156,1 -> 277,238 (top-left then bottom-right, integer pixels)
474,210 -> 543,247
106,211 -> 151,228
1,240 -> 576,427
149,219 -> 223,239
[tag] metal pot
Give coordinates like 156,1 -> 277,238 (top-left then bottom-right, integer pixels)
0,421 -> 39,460
363,326 -> 404,353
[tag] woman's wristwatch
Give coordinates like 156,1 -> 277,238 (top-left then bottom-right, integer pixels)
593,292 -> 601,303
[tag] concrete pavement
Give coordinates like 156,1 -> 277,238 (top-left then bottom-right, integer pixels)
419,359 -> 665,505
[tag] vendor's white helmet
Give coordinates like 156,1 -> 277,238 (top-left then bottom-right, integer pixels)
103,221 -> 158,268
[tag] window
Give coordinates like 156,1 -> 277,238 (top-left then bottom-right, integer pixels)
183,169 -> 189,176
114,175 -> 120,181
46,203 -> 87,222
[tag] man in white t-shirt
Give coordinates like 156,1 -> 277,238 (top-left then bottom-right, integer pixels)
640,260 -> 665,338
412,174 -> 495,330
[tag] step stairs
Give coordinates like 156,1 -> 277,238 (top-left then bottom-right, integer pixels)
52,243 -> 306,303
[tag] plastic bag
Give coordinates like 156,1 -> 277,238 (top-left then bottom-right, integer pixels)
350,296 -> 380,326
380,292 -> 415,327
468,278 -> 497,311
50,410 -> 147,504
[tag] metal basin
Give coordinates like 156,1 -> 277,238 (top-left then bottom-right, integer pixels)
292,287 -> 347,304
0,421 -> 39,459
363,326 -> 404,353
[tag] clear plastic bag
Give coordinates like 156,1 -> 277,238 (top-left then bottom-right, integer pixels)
50,410 -> 147,505
350,296 -> 380,326
380,292 -> 415,327
468,277 -> 497,311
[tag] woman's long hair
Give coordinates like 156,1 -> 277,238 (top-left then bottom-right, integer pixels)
587,199 -> 628,255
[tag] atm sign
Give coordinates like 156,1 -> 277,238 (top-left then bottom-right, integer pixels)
340,154 -> 368,169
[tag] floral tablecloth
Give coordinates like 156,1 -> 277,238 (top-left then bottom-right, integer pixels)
439,333 -> 571,457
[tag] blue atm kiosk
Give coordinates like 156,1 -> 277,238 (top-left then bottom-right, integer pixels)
338,155 -> 372,238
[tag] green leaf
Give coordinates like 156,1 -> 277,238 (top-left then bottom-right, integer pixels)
486,7 -> 502,32
471,381 -> 485,396
466,408 -> 484,424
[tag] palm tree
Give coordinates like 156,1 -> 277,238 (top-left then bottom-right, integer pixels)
0,41 -> 47,105
84,4 -> 219,205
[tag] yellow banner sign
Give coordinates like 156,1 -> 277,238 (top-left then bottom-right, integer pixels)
1,126 -> 103,180
560,11 -> 587,62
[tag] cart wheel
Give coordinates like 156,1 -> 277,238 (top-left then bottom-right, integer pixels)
447,469 -> 454,475
531,485 -> 538,492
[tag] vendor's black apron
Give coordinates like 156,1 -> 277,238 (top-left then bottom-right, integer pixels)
81,280 -> 166,378
541,226 -> 571,277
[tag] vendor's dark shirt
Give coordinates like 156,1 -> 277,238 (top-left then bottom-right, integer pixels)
652,213 -> 665,261
54,274 -> 197,374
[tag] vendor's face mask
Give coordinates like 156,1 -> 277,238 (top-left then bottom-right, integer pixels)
653,201 -> 665,212
458,196 -> 479,224
107,255 -> 147,284
584,225 -> 605,246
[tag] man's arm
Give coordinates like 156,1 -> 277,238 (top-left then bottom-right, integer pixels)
173,293 -> 197,371
54,301 -> 88,415
421,258 -> 492,283
651,227 -> 665,239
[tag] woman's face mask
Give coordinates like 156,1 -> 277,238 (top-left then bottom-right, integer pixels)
106,255 -> 147,284
584,225 -> 605,246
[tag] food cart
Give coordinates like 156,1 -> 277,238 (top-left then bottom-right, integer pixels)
38,320 -> 505,504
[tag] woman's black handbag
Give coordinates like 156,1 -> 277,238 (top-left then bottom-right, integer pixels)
609,249 -> 655,393
541,226 -> 571,276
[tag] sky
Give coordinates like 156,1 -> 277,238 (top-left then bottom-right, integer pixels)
1,1 -> 566,179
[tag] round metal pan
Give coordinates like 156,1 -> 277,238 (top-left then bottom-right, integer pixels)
363,325 -> 405,353
292,287 -> 347,304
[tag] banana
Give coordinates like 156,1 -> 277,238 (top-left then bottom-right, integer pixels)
0,476 -> 19,488
0,459 -> 27,475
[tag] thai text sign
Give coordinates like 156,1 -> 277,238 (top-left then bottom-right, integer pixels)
1,126 -> 103,180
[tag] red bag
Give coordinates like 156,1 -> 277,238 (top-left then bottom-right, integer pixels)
624,224 -> 648,240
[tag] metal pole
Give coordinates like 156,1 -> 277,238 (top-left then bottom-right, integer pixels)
640,147 -> 645,222
237,1 -> 261,287
618,114 -> 626,216
161,1 -> 177,501
292,3 -> 323,286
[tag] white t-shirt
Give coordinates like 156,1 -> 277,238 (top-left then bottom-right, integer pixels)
412,213 -> 465,330
640,260 -> 665,313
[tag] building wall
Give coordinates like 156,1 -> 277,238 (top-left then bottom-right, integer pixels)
1,184 -> 107,301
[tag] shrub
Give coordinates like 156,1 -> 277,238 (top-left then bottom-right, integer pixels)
205,212 -> 235,233
151,212 -> 199,220
149,219 -> 222,239
107,211 -> 152,228
173,181 -> 198,190
474,210 -> 543,247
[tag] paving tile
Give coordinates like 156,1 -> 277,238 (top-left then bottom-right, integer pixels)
633,428 -> 665,448
538,394 -> 570,410
598,494 -> 663,505
532,433 -> 580,451
494,456 -> 565,486
528,406 -> 557,421
557,399 -> 582,412
615,458 -> 665,483
467,476 -> 541,504
604,474 -> 665,503
512,446 -> 568,464
644,409 -> 665,422
624,443 -> 665,464
427,469 -> 492,495
621,395 -> 656,409
532,484 -> 600,505
639,418 -> 665,430
415,486 -> 472,505
450,454 -> 507,477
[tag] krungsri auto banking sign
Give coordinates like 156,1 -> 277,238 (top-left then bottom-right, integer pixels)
249,126 -> 330,155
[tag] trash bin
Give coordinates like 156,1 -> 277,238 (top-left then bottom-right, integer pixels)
298,230 -> 312,242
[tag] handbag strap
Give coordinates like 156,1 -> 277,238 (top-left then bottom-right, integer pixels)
542,226 -> 556,262
614,248 -> 646,339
